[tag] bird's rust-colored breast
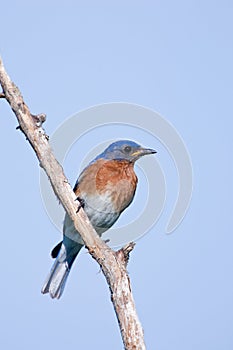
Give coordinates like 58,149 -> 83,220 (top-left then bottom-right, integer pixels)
96,160 -> 138,212
95,160 -> 137,192
74,159 -> 138,213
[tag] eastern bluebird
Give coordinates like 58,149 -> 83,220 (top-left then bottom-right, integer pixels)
41,140 -> 156,299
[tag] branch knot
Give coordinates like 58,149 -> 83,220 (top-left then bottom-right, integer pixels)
31,113 -> 46,127
116,242 -> 136,266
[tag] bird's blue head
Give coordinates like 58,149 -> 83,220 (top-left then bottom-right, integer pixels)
95,140 -> 156,162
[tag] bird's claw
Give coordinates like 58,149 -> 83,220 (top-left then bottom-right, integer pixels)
76,197 -> 85,213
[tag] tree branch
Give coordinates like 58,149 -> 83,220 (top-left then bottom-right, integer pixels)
0,57 -> 146,350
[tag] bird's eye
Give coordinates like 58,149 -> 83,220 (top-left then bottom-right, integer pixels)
124,146 -> 132,153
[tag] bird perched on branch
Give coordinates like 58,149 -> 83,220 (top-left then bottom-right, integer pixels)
41,140 -> 156,299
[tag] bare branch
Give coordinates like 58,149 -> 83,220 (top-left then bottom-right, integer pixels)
0,57 -> 146,350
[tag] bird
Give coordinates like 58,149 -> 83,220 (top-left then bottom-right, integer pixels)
41,140 -> 156,299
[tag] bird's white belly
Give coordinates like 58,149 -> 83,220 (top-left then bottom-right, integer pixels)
63,191 -> 119,244
83,191 -> 119,231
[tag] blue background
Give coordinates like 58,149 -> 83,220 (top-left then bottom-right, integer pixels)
1,1 -> 233,349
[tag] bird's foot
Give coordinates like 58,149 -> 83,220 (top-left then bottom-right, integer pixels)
76,197 -> 85,213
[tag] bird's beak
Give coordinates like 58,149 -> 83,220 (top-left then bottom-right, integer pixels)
131,147 -> 157,158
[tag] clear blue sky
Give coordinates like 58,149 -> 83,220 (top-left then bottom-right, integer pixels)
1,1 -> 233,349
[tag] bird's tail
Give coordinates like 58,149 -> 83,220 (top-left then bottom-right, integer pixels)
41,238 -> 83,299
